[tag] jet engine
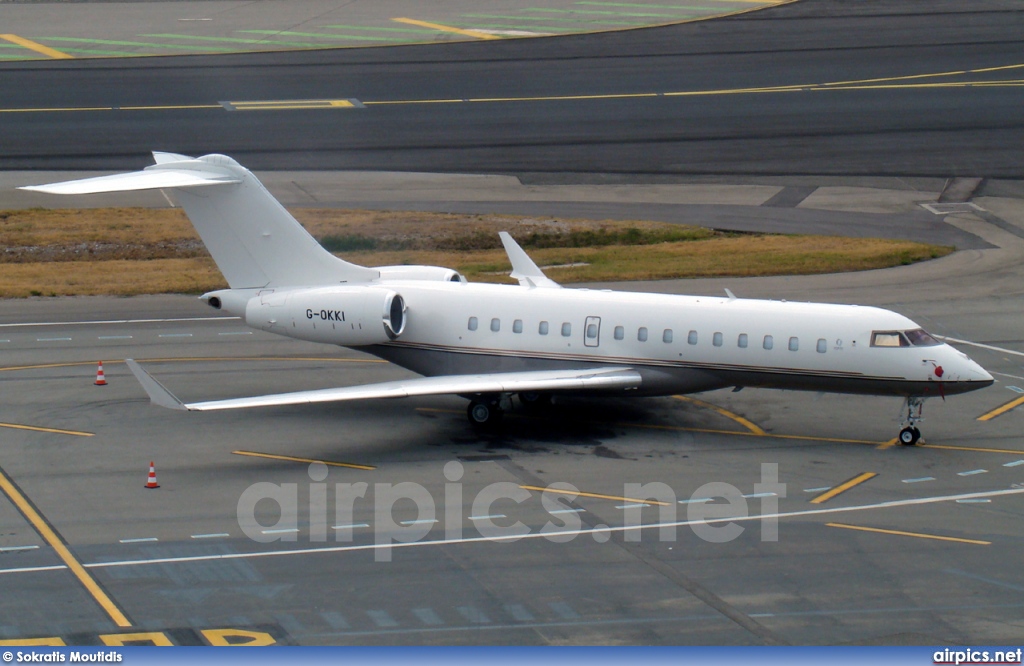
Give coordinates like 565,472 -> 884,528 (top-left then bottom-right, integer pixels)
245,286 -> 406,346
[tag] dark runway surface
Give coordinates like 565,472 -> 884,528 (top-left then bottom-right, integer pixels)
1,0 -> 1023,176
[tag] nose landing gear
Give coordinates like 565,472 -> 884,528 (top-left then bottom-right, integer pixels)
898,396 -> 924,446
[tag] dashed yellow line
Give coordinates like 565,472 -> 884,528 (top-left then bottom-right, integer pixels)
976,395 -> 1024,421
232,450 -> 376,471
0,422 -> 93,437
519,484 -> 669,507
826,522 -> 990,546
0,466 -> 132,626
392,18 -> 500,40
0,34 -> 73,59
810,472 -> 877,504
673,395 -> 765,435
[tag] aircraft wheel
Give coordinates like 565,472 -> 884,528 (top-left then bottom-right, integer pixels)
468,399 -> 503,428
898,426 -> 920,446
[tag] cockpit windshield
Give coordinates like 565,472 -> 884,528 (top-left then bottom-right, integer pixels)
904,328 -> 941,347
871,328 -> 942,348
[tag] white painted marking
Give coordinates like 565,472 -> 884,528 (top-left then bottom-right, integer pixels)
804,487 -> 832,493
958,469 -> 988,476
743,492 -> 777,499
0,565 -> 65,574
190,533 -> 229,539
119,537 -> 158,544
331,523 -> 369,530
261,528 -> 299,535
1003,460 -> 1024,468
0,545 -> 39,553
159,333 -> 193,338
1009,386 -> 1024,394
0,488 -> 1022,577
0,340 -> 9,343
400,519 -> 438,526
0,316 -> 239,328
991,371 -> 1024,382
548,508 -> 586,514
36,337 -> 71,342
98,335 -> 133,340
956,499 -> 992,504
469,514 -> 507,521
218,331 -> 253,336
902,477 -> 935,483
616,503 -> 648,509
937,336 -> 1024,359
678,498 -> 712,504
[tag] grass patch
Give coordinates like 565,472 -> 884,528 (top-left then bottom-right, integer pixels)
0,207 -> 953,297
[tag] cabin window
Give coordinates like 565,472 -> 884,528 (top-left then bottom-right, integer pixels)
561,322 -> 572,337
638,327 -> 648,342
490,318 -> 500,332
713,332 -> 723,347
763,335 -> 774,350
539,321 -> 549,335
587,323 -> 598,339
738,333 -> 748,348
905,328 -> 941,347
468,317 -> 478,331
871,331 -> 908,347
614,326 -> 624,341
688,330 -> 698,345
789,336 -> 799,351
663,329 -> 673,343
817,338 -> 827,353
513,319 -> 523,334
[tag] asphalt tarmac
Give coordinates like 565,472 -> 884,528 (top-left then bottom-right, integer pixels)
1,0 -> 1023,649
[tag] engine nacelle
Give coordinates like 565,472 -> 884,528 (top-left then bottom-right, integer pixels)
376,265 -> 464,283
245,286 -> 406,346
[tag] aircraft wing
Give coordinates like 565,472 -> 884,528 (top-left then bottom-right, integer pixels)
125,359 -> 641,412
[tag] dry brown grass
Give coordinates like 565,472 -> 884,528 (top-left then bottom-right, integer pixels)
0,207 -> 953,297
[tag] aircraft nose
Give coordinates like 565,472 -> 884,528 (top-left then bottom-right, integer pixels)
968,361 -> 994,385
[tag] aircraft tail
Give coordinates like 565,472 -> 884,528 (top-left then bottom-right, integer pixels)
21,152 -> 379,289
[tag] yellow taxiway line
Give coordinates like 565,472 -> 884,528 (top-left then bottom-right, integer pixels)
0,466 -> 132,626
810,472 -> 877,504
0,34 -> 72,59
519,484 -> 669,507
673,395 -> 765,435
232,450 -> 376,471
826,522 -> 990,546
392,18 -> 500,40
0,422 -> 93,437
976,395 -> 1024,422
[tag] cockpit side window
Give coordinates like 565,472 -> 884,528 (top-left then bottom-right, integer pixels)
905,328 -> 941,347
870,331 -> 909,347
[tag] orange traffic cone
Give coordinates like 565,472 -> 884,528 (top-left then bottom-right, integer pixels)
144,462 -> 160,489
94,361 -> 108,386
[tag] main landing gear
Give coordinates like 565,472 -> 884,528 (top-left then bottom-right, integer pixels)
466,392 -> 551,428
898,396 -> 925,446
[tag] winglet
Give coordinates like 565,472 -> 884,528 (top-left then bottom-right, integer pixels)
125,359 -> 188,411
724,288 -> 737,301
498,232 -> 561,289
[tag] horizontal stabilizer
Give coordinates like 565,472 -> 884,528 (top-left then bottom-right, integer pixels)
126,360 -> 641,412
20,169 -> 240,195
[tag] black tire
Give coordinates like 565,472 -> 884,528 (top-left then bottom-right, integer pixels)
467,399 -> 503,428
898,426 -> 920,446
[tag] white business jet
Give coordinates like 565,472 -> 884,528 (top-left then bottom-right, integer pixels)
23,153 -> 993,445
